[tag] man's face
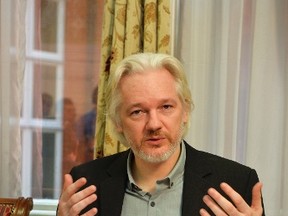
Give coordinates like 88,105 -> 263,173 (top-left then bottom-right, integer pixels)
117,68 -> 188,163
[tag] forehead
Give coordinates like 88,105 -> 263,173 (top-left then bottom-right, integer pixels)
118,68 -> 180,103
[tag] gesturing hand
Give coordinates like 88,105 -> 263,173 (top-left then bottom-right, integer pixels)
57,174 -> 98,216
200,182 -> 263,216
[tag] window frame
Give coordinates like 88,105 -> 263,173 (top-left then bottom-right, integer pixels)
21,0 -> 66,213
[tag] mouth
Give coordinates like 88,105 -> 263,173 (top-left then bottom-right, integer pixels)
144,137 -> 166,145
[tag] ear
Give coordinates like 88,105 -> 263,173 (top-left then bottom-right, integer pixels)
182,109 -> 189,123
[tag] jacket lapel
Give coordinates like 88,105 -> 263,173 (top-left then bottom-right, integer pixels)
99,150 -> 129,216
182,142 -> 215,215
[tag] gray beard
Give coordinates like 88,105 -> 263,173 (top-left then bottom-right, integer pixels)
126,123 -> 184,163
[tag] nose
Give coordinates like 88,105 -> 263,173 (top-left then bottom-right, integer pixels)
146,110 -> 162,131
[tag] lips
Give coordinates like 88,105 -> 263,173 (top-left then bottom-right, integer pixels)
144,136 -> 166,145
145,136 -> 165,140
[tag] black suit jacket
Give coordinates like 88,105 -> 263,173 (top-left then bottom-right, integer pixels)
70,141 -> 264,215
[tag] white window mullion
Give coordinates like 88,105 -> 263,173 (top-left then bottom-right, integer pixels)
22,61 -> 34,120
54,131 -> 63,199
25,0 -> 35,56
57,0 -> 65,58
55,65 -> 64,120
21,129 -> 33,197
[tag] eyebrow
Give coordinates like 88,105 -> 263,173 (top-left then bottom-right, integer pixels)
125,98 -> 178,110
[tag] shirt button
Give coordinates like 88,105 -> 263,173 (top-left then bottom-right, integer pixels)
150,201 -> 155,207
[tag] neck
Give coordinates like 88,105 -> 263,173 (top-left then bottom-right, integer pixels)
131,146 -> 181,193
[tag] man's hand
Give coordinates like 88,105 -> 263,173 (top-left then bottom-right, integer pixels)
200,182 -> 263,216
57,174 -> 98,216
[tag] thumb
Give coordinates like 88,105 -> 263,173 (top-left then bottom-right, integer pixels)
251,182 -> 263,211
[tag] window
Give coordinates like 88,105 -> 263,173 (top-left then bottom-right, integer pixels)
20,0 -> 104,214
22,0 -> 65,200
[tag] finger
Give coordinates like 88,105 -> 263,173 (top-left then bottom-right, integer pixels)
207,187 -> 243,216
63,174 -> 73,191
58,175 -> 97,216
58,175 -> 82,215
199,208 -> 211,216
81,207 -> 98,216
70,192 -> 97,215
220,182 -> 250,212
62,176 -> 88,201
60,184 -> 97,216
251,182 -> 263,212
203,193 -> 228,216
68,184 -> 97,206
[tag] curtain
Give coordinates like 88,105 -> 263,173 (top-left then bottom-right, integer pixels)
176,0 -> 288,215
0,0 -> 26,197
95,0 -> 171,157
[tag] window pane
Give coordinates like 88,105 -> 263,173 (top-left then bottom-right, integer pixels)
33,63 -> 57,119
36,0 -> 58,52
22,0 -> 104,202
41,132 -> 56,198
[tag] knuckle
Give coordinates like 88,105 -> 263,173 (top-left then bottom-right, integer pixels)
233,196 -> 243,206
70,204 -> 79,214
224,202 -> 236,214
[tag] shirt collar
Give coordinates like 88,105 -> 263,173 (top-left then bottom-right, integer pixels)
126,141 -> 186,193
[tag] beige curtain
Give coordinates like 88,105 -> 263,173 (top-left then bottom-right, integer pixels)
95,0 -> 171,158
0,0 -> 26,197
177,1 -> 288,215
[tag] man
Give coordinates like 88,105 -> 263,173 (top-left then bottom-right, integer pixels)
58,53 -> 264,216
77,86 -> 98,163
62,98 -> 79,178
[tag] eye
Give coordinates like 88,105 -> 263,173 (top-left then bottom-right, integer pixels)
130,109 -> 144,116
161,104 -> 174,114
162,104 -> 173,110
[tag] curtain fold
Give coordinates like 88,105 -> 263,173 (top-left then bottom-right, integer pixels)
95,0 -> 171,157
0,0 -> 26,197
177,0 -> 288,215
